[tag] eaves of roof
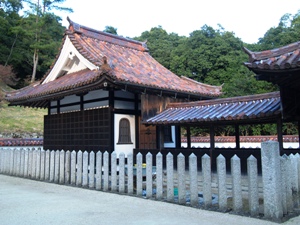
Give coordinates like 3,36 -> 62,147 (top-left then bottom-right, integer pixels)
6,18 -> 223,107
144,92 -> 282,125
6,69 -> 106,107
243,41 -> 300,71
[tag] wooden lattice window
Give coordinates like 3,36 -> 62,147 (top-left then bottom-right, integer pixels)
118,118 -> 133,144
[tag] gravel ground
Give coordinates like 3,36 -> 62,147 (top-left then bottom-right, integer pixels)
1,174 -> 300,225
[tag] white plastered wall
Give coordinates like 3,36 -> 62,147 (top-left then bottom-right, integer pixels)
114,114 -> 136,156
42,36 -> 97,84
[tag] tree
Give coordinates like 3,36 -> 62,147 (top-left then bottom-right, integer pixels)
0,0 -> 23,67
103,26 -> 117,35
23,0 -> 72,82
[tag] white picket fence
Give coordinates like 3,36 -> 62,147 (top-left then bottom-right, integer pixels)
0,141 -> 299,221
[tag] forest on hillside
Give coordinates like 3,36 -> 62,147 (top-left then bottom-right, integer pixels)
0,0 -> 299,136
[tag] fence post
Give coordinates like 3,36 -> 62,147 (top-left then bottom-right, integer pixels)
45,150 -> 50,181
54,150 -> 60,183
156,152 -> 163,200
65,150 -> 71,184
89,151 -> 95,189
82,151 -> 89,188
177,153 -> 185,204
13,148 -> 17,176
217,154 -> 227,211
202,154 -> 212,208
167,152 -> 174,202
36,148 -> 41,180
281,155 -> 288,215
127,153 -> 134,194
296,153 -> 300,197
70,150 -> 76,185
231,154 -> 242,212
136,152 -> 143,196
95,151 -> 102,191
40,149 -> 45,180
247,155 -> 259,216
76,150 -> 83,186
261,141 -> 283,220
28,148 -> 33,178
290,154 -> 299,208
50,150 -> 55,182
111,151 -> 117,192
0,148 -> 2,173
119,152 -> 125,193
32,148 -> 37,179
24,148 -> 29,178
103,151 -> 109,191
146,152 -> 153,198
0,148 -> 3,173
16,148 -> 21,177
189,153 -> 198,207
9,148 -> 14,175
285,155 -> 294,213
59,150 -> 65,184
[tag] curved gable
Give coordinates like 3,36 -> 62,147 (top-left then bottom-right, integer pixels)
42,36 -> 97,84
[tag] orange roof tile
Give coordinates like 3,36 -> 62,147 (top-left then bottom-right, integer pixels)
6,18 -> 222,107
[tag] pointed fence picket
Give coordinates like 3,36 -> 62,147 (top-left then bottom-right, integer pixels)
1,141 -> 300,221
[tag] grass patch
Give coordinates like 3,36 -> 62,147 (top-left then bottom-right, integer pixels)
0,80 -> 46,137
0,101 -> 46,136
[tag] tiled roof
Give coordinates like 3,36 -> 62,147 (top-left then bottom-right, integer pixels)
243,41 -> 300,71
0,138 -> 43,147
6,69 -> 102,107
145,92 -> 281,125
6,18 -> 222,106
181,135 -> 298,143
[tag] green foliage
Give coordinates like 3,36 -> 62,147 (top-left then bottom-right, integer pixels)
0,5 -> 299,136
103,26 -> 118,35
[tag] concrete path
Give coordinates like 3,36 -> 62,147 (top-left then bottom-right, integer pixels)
0,174 -> 300,225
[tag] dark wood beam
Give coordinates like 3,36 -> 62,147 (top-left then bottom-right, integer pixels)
187,126 -> 191,149
277,119 -> 283,152
210,124 -> 215,150
235,124 -> 240,149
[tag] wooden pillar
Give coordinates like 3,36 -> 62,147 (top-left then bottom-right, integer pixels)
210,125 -> 215,150
109,90 -> 114,154
235,124 -> 240,149
277,119 -> 283,152
80,95 -> 84,111
135,94 -> 140,149
175,125 -> 181,148
187,126 -> 191,149
209,125 -> 215,168
48,101 -> 51,115
158,126 -> 164,150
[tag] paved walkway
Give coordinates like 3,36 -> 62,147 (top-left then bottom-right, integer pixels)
1,174 -> 300,225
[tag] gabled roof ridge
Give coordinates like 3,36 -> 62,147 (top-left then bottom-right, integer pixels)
67,17 -> 148,52
243,41 -> 300,62
180,76 -> 223,91
167,91 -> 280,109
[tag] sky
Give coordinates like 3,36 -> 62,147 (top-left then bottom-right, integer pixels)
56,0 -> 300,44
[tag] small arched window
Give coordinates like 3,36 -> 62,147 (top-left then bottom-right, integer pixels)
117,118 -> 132,144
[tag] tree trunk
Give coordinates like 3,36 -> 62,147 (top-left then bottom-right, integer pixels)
5,33 -> 18,67
31,50 -> 39,83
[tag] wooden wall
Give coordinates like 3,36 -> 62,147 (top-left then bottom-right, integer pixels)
44,108 -> 111,152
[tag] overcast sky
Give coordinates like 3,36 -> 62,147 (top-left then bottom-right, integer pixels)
57,0 -> 299,44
